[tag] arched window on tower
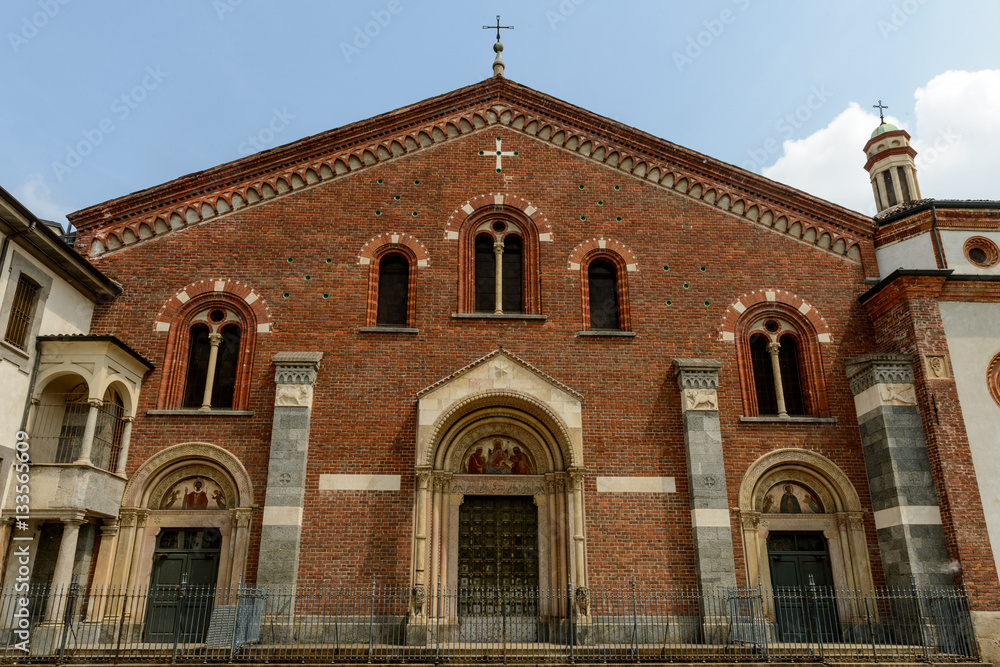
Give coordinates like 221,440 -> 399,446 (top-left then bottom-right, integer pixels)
376,254 -> 410,326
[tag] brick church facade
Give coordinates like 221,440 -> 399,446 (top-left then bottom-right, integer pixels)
5,57 -> 1000,659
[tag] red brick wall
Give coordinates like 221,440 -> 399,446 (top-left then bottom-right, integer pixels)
863,275 -> 1000,608
86,129 -> 884,590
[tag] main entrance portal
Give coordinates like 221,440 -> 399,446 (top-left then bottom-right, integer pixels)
767,531 -> 839,642
144,529 -> 222,643
458,495 -> 539,638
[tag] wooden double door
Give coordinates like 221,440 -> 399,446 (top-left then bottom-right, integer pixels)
144,529 -> 221,643
767,531 -> 840,642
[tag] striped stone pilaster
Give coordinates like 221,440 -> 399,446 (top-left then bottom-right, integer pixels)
257,351 -> 323,589
844,354 -> 952,588
673,359 -> 737,591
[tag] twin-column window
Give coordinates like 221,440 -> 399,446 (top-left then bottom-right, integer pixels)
738,311 -> 828,418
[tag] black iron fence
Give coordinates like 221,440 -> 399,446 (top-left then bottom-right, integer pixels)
0,579 -> 979,663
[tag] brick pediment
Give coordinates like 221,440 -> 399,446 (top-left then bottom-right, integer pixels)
69,77 -> 874,265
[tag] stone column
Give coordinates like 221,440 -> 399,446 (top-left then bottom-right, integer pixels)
74,399 -> 103,465
200,332 -> 223,410
412,467 -> 431,606
115,417 -> 134,476
845,354 -> 952,588
766,342 -> 788,417
47,517 -> 85,621
673,359 -> 737,592
257,351 -> 323,589
493,240 -> 504,314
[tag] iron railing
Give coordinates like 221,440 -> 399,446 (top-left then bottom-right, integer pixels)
28,395 -> 124,472
0,578 -> 979,663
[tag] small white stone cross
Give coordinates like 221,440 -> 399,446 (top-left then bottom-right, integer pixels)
479,136 -> 518,173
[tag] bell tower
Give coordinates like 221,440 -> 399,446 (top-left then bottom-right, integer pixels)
863,102 -> 921,213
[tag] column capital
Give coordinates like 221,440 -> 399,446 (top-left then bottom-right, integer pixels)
118,508 -> 138,527
100,520 -> 119,537
844,354 -> 915,396
87,397 -> 104,409
230,507 -> 253,528
208,332 -> 223,346
273,351 -> 324,385
673,358 -> 721,391
61,515 -> 87,527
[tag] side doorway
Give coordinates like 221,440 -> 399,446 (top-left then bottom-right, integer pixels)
767,531 -> 839,642
144,529 -> 222,643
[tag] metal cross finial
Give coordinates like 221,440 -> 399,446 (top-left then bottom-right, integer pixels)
483,15 -> 513,42
873,99 -> 889,123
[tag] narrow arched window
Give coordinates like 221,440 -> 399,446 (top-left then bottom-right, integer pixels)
750,333 -> 778,415
182,324 -> 211,408
778,334 -> 805,415
501,234 -> 523,314
212,324 -> 242,408
376,254 -> 410,326
588,260 -> 620,330
475,234 -> 496,312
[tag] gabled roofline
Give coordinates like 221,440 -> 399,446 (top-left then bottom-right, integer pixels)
69,77 -> 875,264
0,185 -> 120,301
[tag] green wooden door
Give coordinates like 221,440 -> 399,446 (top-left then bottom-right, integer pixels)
767,532 -> 839,642
144,529 -> 221,643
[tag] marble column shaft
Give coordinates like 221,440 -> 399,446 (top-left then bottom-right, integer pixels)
673,359 -> 737,591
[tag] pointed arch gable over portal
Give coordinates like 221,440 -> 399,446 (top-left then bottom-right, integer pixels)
411,349 -> 588,619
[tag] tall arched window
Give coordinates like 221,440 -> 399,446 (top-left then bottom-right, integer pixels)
587,259 -> 620,330
501,234 -> 523,313
182,324 -> 211,408
212,324 -> 242,408
580,251 -> 631,332
749,333 -> 778,414
475,234 -> 496,312
376,254 -> 410,326
778,333 -> 805,415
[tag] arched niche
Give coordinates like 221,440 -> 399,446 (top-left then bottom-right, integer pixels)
736,449 -> 874,611
112,443 -> 254,592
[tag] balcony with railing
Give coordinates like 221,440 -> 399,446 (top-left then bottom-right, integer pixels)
23,391 -> 130,519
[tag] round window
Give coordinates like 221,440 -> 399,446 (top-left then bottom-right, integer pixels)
209,309 -> 226,323
964,236 -> 1000,268
491,220 -> 507,233
764,319 -> 781,334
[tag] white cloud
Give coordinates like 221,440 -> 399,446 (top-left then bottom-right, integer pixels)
16,175 -> 70,227
762,70 -> 1000,215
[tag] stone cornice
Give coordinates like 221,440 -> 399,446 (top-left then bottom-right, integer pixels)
673,358 -> 722,390
843,354 -> 915,396
69,77 -> 874,264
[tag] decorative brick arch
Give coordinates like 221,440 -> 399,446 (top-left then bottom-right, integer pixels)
566,237 -> 638,271
717,289 -> 831,343
154,280 -> 271,411
357,232 -> 430,267
444,193 -> 552,242
154,279 -> 272,334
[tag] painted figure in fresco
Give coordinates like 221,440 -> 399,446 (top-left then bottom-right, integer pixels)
511,447 -> 531,475
161,488 -> 180,509
468,446 -> 487,474
780,484 -> 802,513
183,480 -> 209,509
212,488 -> 227,508
804,492 -> 822,514
488,442 -> 512,474
762,493 -> 774,513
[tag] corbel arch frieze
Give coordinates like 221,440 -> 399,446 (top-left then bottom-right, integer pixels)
79,90 -> 869,265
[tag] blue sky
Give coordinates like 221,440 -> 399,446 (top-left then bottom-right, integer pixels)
4,0 -> 999,226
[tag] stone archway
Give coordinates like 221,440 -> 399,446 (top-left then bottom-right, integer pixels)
106,443 -> 255,594
737,449 -> 873,597
412,350 -> 586,624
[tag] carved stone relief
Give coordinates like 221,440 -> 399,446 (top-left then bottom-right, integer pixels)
275,384 -> 312,408
925,354 -> 950,380
683,388 -> 718,411
450,475 -> 546,496
879,383 -> 917,406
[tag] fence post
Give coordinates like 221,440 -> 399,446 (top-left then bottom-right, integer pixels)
171,572 -> 187,663
911,576 -> 930,663
367,574 -> 375,664
435,574 -> 441,664
229,577 -> 243,662
630,576 -> 638,660
58,576 -> 78,661
808,574 -> 824,661
568,577 -> 574,664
